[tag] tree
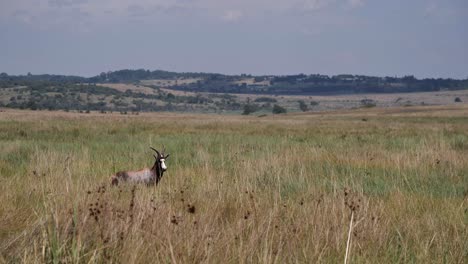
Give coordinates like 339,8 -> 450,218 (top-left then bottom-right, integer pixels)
242,104 -> 258,115
272,104 -> 287,114
360,99 -> 376,108
298,100 -> 308,112
254,97 -> 277,103
166,93 -> 175,100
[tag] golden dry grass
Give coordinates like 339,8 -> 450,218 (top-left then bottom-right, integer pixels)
0,106 -> 467,263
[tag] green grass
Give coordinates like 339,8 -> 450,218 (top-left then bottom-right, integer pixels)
0,107 -> 467,263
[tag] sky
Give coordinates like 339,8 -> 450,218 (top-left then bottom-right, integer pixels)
0,0 -> 467,78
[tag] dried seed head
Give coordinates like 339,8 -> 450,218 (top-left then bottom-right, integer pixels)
187,205 -> 196,214
344,188 -> 349,196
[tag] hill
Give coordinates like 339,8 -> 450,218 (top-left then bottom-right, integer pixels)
0,70 -> 467,113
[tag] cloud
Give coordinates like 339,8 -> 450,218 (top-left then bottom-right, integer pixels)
290,0 -> 366,15
12,10 -> 34,24
221,10 -> 243,22
302,0 -> 335,11
127,4 -> 157,17
48,0 -> 88,8
0,0 -> 368,29
423,1 -> 462,24
423,2 -> 454,18
424,3 -> 438,16
348,0 -> 364,8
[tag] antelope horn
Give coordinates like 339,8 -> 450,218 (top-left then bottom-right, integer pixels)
150,147 -> 161,157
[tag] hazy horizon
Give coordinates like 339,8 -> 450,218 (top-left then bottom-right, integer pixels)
1,0 -> 467,79
2,68 -> 468,80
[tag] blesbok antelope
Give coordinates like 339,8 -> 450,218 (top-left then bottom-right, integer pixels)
111,147 -> 170,186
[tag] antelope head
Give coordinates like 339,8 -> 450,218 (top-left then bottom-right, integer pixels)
150,146 -> 170,183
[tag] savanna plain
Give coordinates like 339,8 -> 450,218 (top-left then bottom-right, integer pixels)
0,106 -> 467,263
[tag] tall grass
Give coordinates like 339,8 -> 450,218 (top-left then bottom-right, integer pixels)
0,106 -> 467,263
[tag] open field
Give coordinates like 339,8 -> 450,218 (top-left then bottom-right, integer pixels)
96,84 -> 159,95
220,89 -> 468,112
140,78 -> 202,87
0,105 -> 467,263
232,78 -> 271,86
88,83 -> 468,113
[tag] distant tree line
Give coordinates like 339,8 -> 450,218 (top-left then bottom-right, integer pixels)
172,74 -> 468,95
266,74 -> 468,94
86,69 -> 219,83
171,75 -> 468,95
2,70 -> 467,95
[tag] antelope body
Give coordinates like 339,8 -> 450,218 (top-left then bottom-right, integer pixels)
111,147 -> 170,186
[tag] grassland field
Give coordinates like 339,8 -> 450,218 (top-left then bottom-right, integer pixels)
0,105 -> 467,263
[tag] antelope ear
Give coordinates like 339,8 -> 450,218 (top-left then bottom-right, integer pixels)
164,154 -> 170,159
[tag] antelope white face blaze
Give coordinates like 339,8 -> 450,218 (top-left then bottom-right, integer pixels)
160,159 -> 167,171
